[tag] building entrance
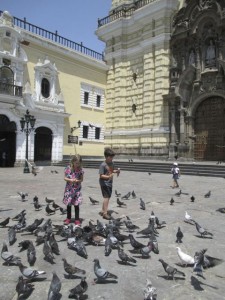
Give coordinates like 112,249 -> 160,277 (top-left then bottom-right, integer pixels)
194,97 -> 225,161
34,127 -> 52,162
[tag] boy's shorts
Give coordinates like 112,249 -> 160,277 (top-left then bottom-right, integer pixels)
100,185 -> 112,198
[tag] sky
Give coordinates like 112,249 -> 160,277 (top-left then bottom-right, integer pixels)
0,0 -> 112,54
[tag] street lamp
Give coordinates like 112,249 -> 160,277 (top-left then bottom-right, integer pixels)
71,120 -> 81,133
20,109 -> 36,173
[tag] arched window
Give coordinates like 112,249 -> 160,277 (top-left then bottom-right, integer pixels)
0,66 -> 14,84
41,78 -> 50,98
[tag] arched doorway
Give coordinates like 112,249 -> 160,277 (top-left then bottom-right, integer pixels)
194,97 -> 225,161
34,127 -> 52,163
0,115 -> 16,167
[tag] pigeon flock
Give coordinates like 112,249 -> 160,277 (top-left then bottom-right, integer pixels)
0,166 -> 225,299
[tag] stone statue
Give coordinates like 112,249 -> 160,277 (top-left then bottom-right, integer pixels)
205,39 -> 216,66
188,50 -> 195,65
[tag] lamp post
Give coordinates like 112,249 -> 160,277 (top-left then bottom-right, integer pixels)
20,109 -> 36,173
71,120 -> 81,133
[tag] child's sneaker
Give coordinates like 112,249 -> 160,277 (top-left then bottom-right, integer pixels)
64,218 -> 71,225
74,220 -> 81,226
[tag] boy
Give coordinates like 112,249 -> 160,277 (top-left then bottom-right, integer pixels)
99,148 -> 120,220
171,162 -> 180,188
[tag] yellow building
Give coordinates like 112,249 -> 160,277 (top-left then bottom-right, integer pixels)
0,10 -> 107,168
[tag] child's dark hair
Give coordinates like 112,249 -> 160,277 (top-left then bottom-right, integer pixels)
104,148 -> 115,158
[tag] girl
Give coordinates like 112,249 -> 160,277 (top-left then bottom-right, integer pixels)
63,155 -> 84,225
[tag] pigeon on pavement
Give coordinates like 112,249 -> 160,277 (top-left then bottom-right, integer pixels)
46,204 -> 55,215
176,247 -> 194,266
48,271 -> 61,300
18,240 -> 32,252
62,258 -> 86,278
93,258 -> 118,282
0,217 -> 10,227
204,191 -> 211,198
27,242 -> 36,266
175,227 -> 183,243
69,277 -> 88,299
18,262 -> 46,279
140,198 -> 146,210
8,226 -> 17,245
89,197 -> 99,205
129,234 -> 145,249
159,258 -> 185,280
117,198 -> 126,207
143,278 -> 157,300
1,242 -> 21,265
117,247 -> 137,264
121,192 -> 131,200
16,276 -> 34,298
194,221 -> 213,238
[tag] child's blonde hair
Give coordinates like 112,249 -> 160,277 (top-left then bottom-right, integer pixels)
70,154 -> 82,170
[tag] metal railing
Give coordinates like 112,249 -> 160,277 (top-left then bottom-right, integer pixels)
0,82 -> 22,97
98,0 -> 156,27
0,11 -> 104,61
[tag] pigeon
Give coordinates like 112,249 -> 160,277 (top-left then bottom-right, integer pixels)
149,232 -> 159,254
69,277 -> 88,299
13,218 -> 27,232
18,240 -> 32,252
93,258 -> 118,282
89,196 -> 99,205
52,201 -> 60,210
43,239 -> 55,263
184,211 -> 195,224
158,259 -> 185,280
143,278 -> 157,300
16,276 -> 34,298
27,242 -> 36,266
0,217 -> 10,227
48,271 -> 61,300
8,226 -> 17,245
12,210 -> 26,221
121,192 -> 131,199
117,198 -> 126,207
46,204 -> 55,215
137,225 -> 155,236
129,234 -> 145,249
45,197 -> 55,204
190,195 -> 195,202
155,217 -> 166,229
170,198 -> 174,205
193,249 -> 207,277
140,198 -> 146,210
216,207 -> 225,213
68,238 -> 88,259
175,227 -> 183,243
194,221 -> 213,238
139,241 -> 154,258
131,190 -> 136,199
18,262 -> 46,279
124,220 -> 139,232
17,192 -> 28,201
104,236 -> 112,257
118,247 -> 137,264
204,190 -> 211,198
59,206 -> 67,214
62,258 -> 86,278
176,247 -> 194,266
175,189 -> 182,196
1,242 -> 21,265
34,201 -> 42,211
33,196 -> 39,203
49,233 -> 60,255
115,190 -> 121,197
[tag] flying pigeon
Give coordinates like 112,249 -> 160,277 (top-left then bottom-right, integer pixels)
93,258 -> 118,282
159,258 -> 185,280
17,192 -> 28,201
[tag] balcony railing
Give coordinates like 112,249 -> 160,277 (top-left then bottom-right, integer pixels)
0,11 -> 104,61
98,0 -> 156,27
0,82 -> 23,97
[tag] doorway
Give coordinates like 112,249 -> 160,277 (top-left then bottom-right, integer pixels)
34,127 -> 52,163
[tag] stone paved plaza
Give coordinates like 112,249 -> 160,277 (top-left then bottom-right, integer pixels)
0,165 -> 225,300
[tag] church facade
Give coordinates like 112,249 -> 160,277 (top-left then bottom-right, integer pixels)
97,0 -> 225,161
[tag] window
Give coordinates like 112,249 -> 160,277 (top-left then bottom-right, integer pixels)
84,91 -> 89,105
95,127 -> 100,140
96,95 -> 101,107
3,58 -> 11,66
82,125 -> 89,138
6,31 -> 11,37
41,78 -> 50,98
